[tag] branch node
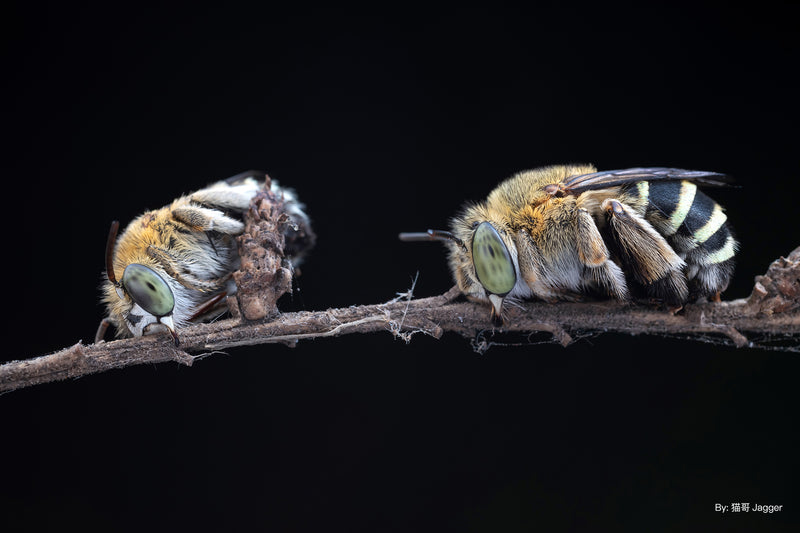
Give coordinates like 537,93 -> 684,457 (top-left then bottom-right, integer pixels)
746,246 -> 800,316
551,325 -> 573,347
67,341 -> 86,361
725,327 -> 750,348
524,322 -> 573,347
174,350 -> 195,366
232,179 -> 293,322
699,311 -> 750,348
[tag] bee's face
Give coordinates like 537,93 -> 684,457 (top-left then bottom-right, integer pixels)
105,259 -> 179,344
449,205 -> 520,322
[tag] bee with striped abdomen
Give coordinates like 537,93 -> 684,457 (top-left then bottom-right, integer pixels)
400,165 -> 737,324
97,170 -> 314,345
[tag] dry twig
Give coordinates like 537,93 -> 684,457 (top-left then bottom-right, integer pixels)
1,185 -> 798,394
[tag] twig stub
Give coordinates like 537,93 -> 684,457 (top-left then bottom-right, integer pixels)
747,246 -> 800,316
232,179 -> 293,321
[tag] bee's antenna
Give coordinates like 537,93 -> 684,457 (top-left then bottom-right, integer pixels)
399,229 -> 466,250
105,220 -> 121,286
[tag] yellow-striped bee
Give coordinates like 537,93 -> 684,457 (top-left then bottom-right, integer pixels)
401,165 -> 737,324
97,170 -> 313,345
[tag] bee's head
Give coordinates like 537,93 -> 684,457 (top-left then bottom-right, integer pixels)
101,221 -> 180,345
400,205 -> 518,325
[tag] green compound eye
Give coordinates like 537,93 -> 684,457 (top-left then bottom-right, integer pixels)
471,222 -> 517,296
121,263 -> 175,317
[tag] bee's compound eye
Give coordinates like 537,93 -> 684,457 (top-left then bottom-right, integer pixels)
471,222 -> 516,296
121,263 -> 175,317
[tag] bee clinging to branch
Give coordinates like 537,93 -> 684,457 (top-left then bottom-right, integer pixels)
401,165 -> 738,324
97,170 -> 314,345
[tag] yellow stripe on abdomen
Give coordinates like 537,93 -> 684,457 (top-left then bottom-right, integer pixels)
703,233 -> 737,264
636,181 -> 649,203
665,181 -> 697,235
694,203 -> 728,244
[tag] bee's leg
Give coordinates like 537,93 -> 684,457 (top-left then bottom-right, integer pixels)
95,318 -> 114,343
684,251 -> 736,303
188,178 -> 263,213
602,199 -> 688,305
542,289 -> 585,303
515,230 -> 552,300
188,291 -> 229,321
222,170 -> 266,185
171,205 -> 246,236
146,245 -> 231,292
512,230 -> 582,302
575,208 -> 629,300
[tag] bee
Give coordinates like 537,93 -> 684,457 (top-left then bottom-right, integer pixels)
400,165 -> 738,324
97,170 -> 313,345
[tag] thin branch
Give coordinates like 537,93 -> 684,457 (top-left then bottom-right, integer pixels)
3,251 -> 799,394
2,181 -> 798,394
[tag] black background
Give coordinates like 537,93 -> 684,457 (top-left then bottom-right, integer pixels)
2,3 -> 798,531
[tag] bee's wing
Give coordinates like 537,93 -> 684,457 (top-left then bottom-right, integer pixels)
563,167 -> 731,194
223,170 -> 267,185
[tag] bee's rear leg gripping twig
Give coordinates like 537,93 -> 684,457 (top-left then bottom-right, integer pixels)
232,177 -> 294,321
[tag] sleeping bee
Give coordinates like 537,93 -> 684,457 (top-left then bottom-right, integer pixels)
400,165 -> 738,324
97,170 -> 313,345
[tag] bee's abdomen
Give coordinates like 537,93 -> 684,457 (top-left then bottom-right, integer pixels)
627,180 -> 737,298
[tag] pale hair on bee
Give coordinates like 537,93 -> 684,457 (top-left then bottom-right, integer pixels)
401,165 -> 738,324
97,170 -> 314,345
